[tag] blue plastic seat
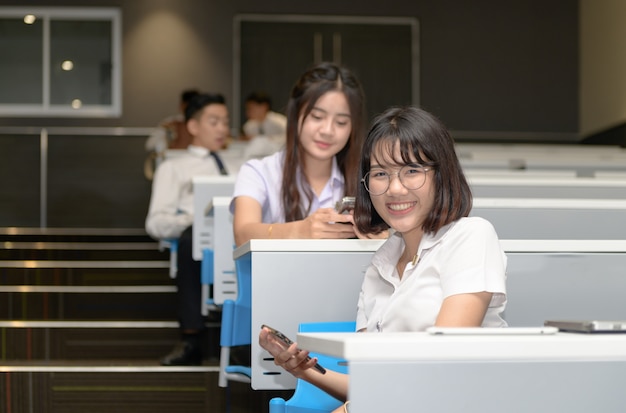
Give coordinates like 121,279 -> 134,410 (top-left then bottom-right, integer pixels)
269,321 -> 356,413
158,238 -> 178,278
218,254 -> 252,387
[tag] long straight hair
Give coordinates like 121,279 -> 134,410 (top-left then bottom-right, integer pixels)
281,62 -> 366,222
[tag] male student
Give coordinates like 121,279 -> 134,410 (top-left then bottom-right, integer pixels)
145,93 -> 230,365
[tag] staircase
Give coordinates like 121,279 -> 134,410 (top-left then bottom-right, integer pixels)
0,228 -> 290,413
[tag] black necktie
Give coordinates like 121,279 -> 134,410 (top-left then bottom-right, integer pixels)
210,151 -> 228,175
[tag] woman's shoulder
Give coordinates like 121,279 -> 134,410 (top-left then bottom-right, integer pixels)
446,216 -> 500,240
239,150 -> 284,175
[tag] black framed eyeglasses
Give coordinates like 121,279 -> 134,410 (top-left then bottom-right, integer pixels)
361,164 -> 432,195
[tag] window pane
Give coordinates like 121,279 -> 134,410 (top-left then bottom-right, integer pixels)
50,19 -> 112,106
0,17 -> 43,104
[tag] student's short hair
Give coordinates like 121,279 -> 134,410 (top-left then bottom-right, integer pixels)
245,91 -> 272,108
184,93 -> 226,122
354,106 -> 473,235
181,89 -> 200,104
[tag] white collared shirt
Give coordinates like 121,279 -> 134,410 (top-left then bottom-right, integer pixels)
356,217 -> 508,332
230,150 -> 345,223
145,145 -> 227,239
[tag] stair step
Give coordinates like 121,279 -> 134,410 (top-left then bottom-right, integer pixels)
0,286 -> 177,293
0,368 -> 291,413
0,320 -> 195,328
0,241 -> 169,260
0,227 -> 155,243
0,360 -> 220,372
0,260 -> 170,268
2,322 -> 221,360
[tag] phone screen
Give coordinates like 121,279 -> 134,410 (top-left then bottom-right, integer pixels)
261,324 -> 326,374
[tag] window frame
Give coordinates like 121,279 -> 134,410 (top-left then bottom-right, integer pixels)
0,6 -> 122,117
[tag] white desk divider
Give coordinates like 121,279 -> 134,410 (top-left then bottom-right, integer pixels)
464,168 -> 578,178
297,331 -> 626,413
501,239 -> 626,328
471,197 -> 626,239
238,238 -> 626,390
202,196 -> 236,311
468,176 -> 626,199
192,175 -> 236,261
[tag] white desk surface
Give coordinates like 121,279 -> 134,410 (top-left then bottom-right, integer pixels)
233,238 -> 385,259
234,238 -> 626,257
297,331 -> 626,362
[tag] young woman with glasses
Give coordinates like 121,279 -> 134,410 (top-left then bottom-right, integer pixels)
260,106 -> 508,410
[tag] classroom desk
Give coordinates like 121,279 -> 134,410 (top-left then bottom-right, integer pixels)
298,331 -> 626,413
233,239 -> 385,390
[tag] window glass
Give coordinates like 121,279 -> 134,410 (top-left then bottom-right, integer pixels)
50,19 -> 113,107
0,16 -> 43,104
0,7 -> 120,117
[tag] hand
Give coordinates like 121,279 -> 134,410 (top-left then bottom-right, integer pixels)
259,327 -> 321,379
300,208 -> 356,239
344,211 -> 390,240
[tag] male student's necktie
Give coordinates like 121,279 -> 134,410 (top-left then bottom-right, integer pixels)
210,151 -> 228,175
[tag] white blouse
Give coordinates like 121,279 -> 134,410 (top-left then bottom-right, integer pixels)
356,217 -> 508,332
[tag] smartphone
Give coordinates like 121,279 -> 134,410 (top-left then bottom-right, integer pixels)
261,324 -> 326,374
335,196 -> 355,214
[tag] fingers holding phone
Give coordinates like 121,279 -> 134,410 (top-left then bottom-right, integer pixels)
260,325 -> 326,375
304,208 -> 355,238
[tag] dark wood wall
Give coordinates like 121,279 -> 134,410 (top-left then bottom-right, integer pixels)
0,0 -> 579,134
0,0 -> 580,228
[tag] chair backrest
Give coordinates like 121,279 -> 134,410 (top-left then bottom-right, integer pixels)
269,321 -> 356,413
218,255 -> 252,387
220,255 -> 251,348
158,238 -> 178,278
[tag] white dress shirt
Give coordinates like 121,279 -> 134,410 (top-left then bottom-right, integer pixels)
242,111 -> 287,143
145,145 -> 226,239
230,150 -> 345,223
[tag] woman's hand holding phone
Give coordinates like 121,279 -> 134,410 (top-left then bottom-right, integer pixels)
260,325 -> 326,375
301,208 -> 355,239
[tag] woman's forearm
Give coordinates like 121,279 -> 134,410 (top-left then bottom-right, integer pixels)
300,368 -> 349,402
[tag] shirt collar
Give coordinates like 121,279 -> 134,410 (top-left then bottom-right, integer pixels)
330,156 -> 344,186
187,145 -> 210,157
295,155 -> 345,187
371,220 -> 458,272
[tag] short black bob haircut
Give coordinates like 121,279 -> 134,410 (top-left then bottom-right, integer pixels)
354,106 -> 472,235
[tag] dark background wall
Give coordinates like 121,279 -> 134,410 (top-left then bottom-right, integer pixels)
0,0 -> 579,135
0,0 -> 582,228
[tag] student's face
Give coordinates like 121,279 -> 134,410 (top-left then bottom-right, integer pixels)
298,91 -> 352,162
245,101 -> 269,121
188,104 -> 229,152
368,141 -> 435,237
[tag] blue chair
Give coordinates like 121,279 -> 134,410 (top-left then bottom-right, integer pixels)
269,321 -> 356,413
201,247 -> 218,312
218,254 -> 252,387
158,238 -> 178,278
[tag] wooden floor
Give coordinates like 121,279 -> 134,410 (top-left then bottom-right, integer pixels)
0,228 -> 292,413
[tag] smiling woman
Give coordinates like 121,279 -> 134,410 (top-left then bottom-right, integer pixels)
258,106 -> 507,409
230,61 -> 375,247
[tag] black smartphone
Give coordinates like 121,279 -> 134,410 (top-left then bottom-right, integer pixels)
261,324 -> 326,374
335,196 -> 355,214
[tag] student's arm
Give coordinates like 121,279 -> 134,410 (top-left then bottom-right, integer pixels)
259,327 -> 349,402
232,196 -> 356,247
434,292 -> 493,327
145,163 -> 192,239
